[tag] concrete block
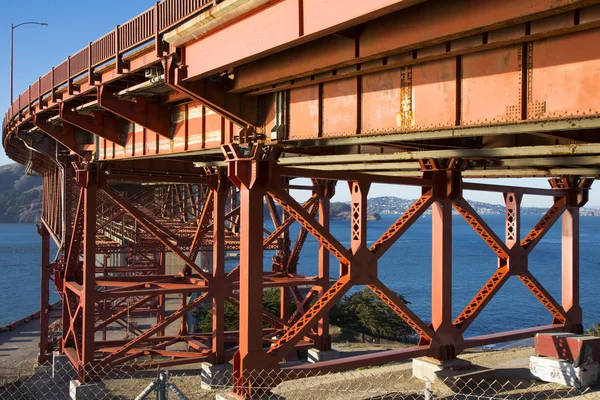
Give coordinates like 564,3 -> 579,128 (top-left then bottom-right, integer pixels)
201,362 -> 233,390
308,348 -> 340,363
413,357 -> 482,382
52,351 -> 75,382
69,380 -> 107,400
530,355 -> 600,389
535,333 -> 600,366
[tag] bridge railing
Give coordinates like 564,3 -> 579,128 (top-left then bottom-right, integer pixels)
2,0 -> 214,138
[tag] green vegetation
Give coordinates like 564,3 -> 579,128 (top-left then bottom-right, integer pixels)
330,288 -> 413,342
193,289 -> 282,332
330,202 -> 351,215
587,324 -> 600,337
193,287 -> 413,343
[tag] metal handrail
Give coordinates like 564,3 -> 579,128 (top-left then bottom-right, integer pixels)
2,0 -> 213,136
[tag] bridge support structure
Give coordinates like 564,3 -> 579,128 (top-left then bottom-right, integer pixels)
1,0 -> 599,392
221,144 -> 593,397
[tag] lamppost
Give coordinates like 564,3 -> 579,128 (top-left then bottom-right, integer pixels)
10,21 -> 48,103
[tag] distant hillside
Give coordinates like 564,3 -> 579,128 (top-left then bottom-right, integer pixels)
330,202 -> 381,221
1,162 -> 599,224
0,163 -> 42,223
336,196 -> 600,216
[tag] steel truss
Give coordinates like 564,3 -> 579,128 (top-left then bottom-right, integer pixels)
32,145 -> 593,391
221,145 -> 593,397
37,158 -> 334,381
29,145 -> 594,393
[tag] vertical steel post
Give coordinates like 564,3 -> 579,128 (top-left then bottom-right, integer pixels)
38,223 -> 50,364
238,174 -> 266,373
349,180 -> 370,255
504,192 -> 522,249
317,181 -> 333,350
562,205 -> 581,332
431,195 -> 452,332
10,23 -> 14,103
80,168 -> 98,379
157,250 -> 166,337
226,144 -> 274,387
427,164 -> 462,361
212,177 -> 227,363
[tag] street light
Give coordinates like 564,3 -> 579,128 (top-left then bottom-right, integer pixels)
10,21 -> 48,103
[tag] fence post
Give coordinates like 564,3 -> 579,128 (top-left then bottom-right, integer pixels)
424,378 -> 433,400
158,371 -> 168,400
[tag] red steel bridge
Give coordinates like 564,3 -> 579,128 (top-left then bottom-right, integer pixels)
3,0 -> 600,395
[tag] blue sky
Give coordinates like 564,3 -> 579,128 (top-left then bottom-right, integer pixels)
1,1 -> 597,207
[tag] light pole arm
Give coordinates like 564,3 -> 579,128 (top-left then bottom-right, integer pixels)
10,21 -> 48,103
13,22 -> 48,29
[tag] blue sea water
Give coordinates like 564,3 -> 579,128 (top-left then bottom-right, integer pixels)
1,215 -> 599,340
0,224 -> 60,326
262,214 -> 600,339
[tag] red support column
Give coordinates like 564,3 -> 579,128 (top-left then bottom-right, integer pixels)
78,166 -> 101,380
38,223 -> 51,364
157,251 -> 166,337
551,177 -> 592,334
212,176 -> 228,363
238,175 -> 267,372
225,144 -> 275,385
316,180 -> 335,350
431,195 -> 452,331
426,162 -> 463,360
561,206 -> 581,333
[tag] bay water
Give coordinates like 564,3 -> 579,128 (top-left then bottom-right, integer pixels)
1,215 -> 599,340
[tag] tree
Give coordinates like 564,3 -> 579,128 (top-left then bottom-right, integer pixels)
331,288 -> 413,342
587,324 -> 600,337
193,288 -> 284,332
193,287 -> 415,344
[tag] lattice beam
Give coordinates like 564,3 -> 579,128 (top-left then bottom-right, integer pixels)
453,266 -> 510,332
518,271 -> 567,324
453,198 -> 509,259
268,185 -> 351,265
368,280 -> 434,342
521,198 -> 567,253
370,194 -> 433,258
268,276 -> 353,360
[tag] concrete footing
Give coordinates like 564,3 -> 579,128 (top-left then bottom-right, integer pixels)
530,355 -> 600,389
52,351 -> 75,382
201,362 -> 233,389
69,380 -> 107,400
308,348 -> 340,363
412,357 -> 487,382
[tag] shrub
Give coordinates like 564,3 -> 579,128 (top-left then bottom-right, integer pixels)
331,287 -> 413,342
193,287 -> 413,343
587,324 -> 600,337
193,288 -> 283,332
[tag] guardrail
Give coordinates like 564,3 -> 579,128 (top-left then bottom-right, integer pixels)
2,0 -> 214,136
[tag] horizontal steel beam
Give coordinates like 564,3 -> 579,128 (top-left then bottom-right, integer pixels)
279,143 -> 600,165
362,168 -> 600,178
282,119 -> 600,149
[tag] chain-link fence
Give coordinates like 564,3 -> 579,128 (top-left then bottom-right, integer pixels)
0,358 -> 598,399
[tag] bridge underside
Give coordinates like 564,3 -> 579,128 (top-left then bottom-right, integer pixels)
2,0 -> 599,391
